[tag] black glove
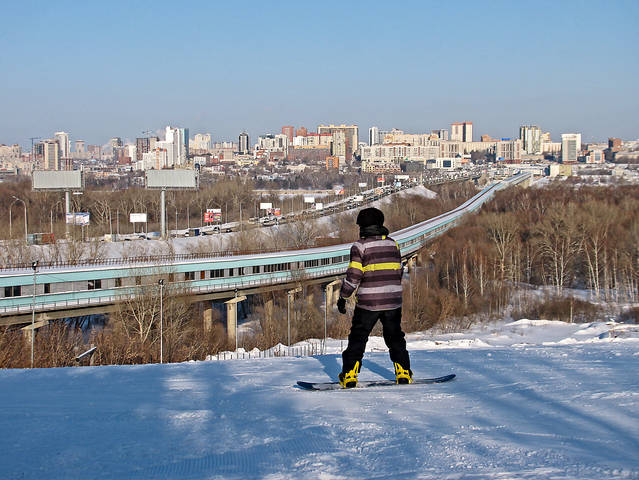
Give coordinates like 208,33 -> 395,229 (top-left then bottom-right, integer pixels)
337,297 -> 346,314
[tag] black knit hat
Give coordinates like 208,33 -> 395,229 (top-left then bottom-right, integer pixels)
356,207 -> 384,227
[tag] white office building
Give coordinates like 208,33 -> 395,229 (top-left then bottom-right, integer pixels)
368,126 -> 380,146
54,131 -> 70,159
561,133 -> 582,163
519,125 -> 542,154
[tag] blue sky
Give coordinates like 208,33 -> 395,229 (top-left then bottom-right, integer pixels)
1,0 -> 637,148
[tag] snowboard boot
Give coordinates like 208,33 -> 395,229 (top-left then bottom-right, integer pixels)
394,362 -> 413,384
339,361 -> 360,389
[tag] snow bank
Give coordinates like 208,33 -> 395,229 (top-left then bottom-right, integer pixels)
1,319 -> 638,479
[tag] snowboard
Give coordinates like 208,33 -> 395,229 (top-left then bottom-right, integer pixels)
297,373 -> 456,391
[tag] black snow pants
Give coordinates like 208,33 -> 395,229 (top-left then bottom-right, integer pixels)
342,307 -> 410,373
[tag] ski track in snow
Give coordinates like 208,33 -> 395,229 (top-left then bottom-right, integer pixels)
1,320 -> 638,480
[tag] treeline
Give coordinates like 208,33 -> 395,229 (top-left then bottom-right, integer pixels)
401,184 -> 639,329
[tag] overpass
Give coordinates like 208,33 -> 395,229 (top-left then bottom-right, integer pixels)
0,173 -> 531,331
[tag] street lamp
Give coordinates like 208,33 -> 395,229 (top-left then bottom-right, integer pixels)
31,260 -> 38,368
158,279 -> 164,364
11,196 -> 27,244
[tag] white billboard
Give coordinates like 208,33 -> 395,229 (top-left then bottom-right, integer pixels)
66,212 -> 90,225
33,170 -> 84,191
358,182 -> 367,188
259,202 -> 272,210
130,213 -> 148,223
303,196 -> 315,204
145,169 -> 198,189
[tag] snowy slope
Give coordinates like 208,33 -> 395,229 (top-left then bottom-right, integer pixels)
1,320 -> 638,480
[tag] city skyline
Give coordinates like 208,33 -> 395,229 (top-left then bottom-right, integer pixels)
1,0 -> 637,148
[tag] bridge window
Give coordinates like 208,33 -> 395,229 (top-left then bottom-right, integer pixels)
115,278 -> 122,288
4,286 -> 21,297
200,271 -> 205,280
211,269 -> 224,278
168,273 -> 174,282
264,263 -> 290,273
321,258 -> 330,266
185,272 -> 195,281
304,259 -> 319,268
44,283 -> 50,294
135,276 -> 142,285
252,266 -> 260,274
88,280 -> 102,290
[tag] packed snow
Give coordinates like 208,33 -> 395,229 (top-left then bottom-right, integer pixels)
1,319 -> 638,479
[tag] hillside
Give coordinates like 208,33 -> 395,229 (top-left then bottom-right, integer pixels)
1,319 -> 638,479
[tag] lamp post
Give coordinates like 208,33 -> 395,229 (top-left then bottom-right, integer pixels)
11,196 -> 27,244
31,260 -> 38,368
9,198 -> 19,239
49,200 -> 64,235
158,279 -> 164,364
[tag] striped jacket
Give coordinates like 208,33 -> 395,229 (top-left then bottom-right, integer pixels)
339,234 -> 403,311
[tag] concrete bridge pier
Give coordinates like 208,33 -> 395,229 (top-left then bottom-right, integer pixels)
202,303 -> 214,332
225,295 -> 246,349
325,280 -> 341,309
405,256 -> 417,273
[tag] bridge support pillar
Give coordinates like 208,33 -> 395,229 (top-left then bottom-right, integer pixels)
21,320 -> 48,344
225,296 -> 246,349
264,298 -> 274,323
325,279 -> 341,309
405,256 -> 417,272
203,303 -> 214,332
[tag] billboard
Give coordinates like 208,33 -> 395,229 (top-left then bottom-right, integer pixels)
66,212 -> 90,225
315,203 -> 324,210
145,169 -> 198,189
33,170 -> 83,191
259,202 -> 272,210
358,182 -> 367,188
303,196 -> 315,204
204,208 -> 222,222
130,213 -> 148,223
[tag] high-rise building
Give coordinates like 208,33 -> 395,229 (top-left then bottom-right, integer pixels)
295,126 -> 308,137
43,139 -> 59,170
368,126 -> 380,146
432,129 -> 449,141
281,126 -> 294,144
136,137 -> 150,163
192,133 -> 211,151
519,125 -> 542,154
54,131 -> 70,159
317,124 -> 359,160
239,132 -> 250,154
496,139 -> 522,163
561,133 -> 582,163
608,137 -> 622,152
451,122 -> 473,142
110,137 -> 123,149
75,140 -> 85,154
164,126 -> 189,165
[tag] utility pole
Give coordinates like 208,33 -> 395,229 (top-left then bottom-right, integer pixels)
31,261 -> 38,368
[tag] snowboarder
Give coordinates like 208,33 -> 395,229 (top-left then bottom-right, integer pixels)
337,207 -> 412,388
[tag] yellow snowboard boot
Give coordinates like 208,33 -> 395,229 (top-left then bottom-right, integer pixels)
394,362 -> 413,384
338,361 -> 361,389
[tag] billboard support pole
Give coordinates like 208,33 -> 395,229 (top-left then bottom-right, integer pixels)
160,188 -> 166,239
65,190 -> 70,239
